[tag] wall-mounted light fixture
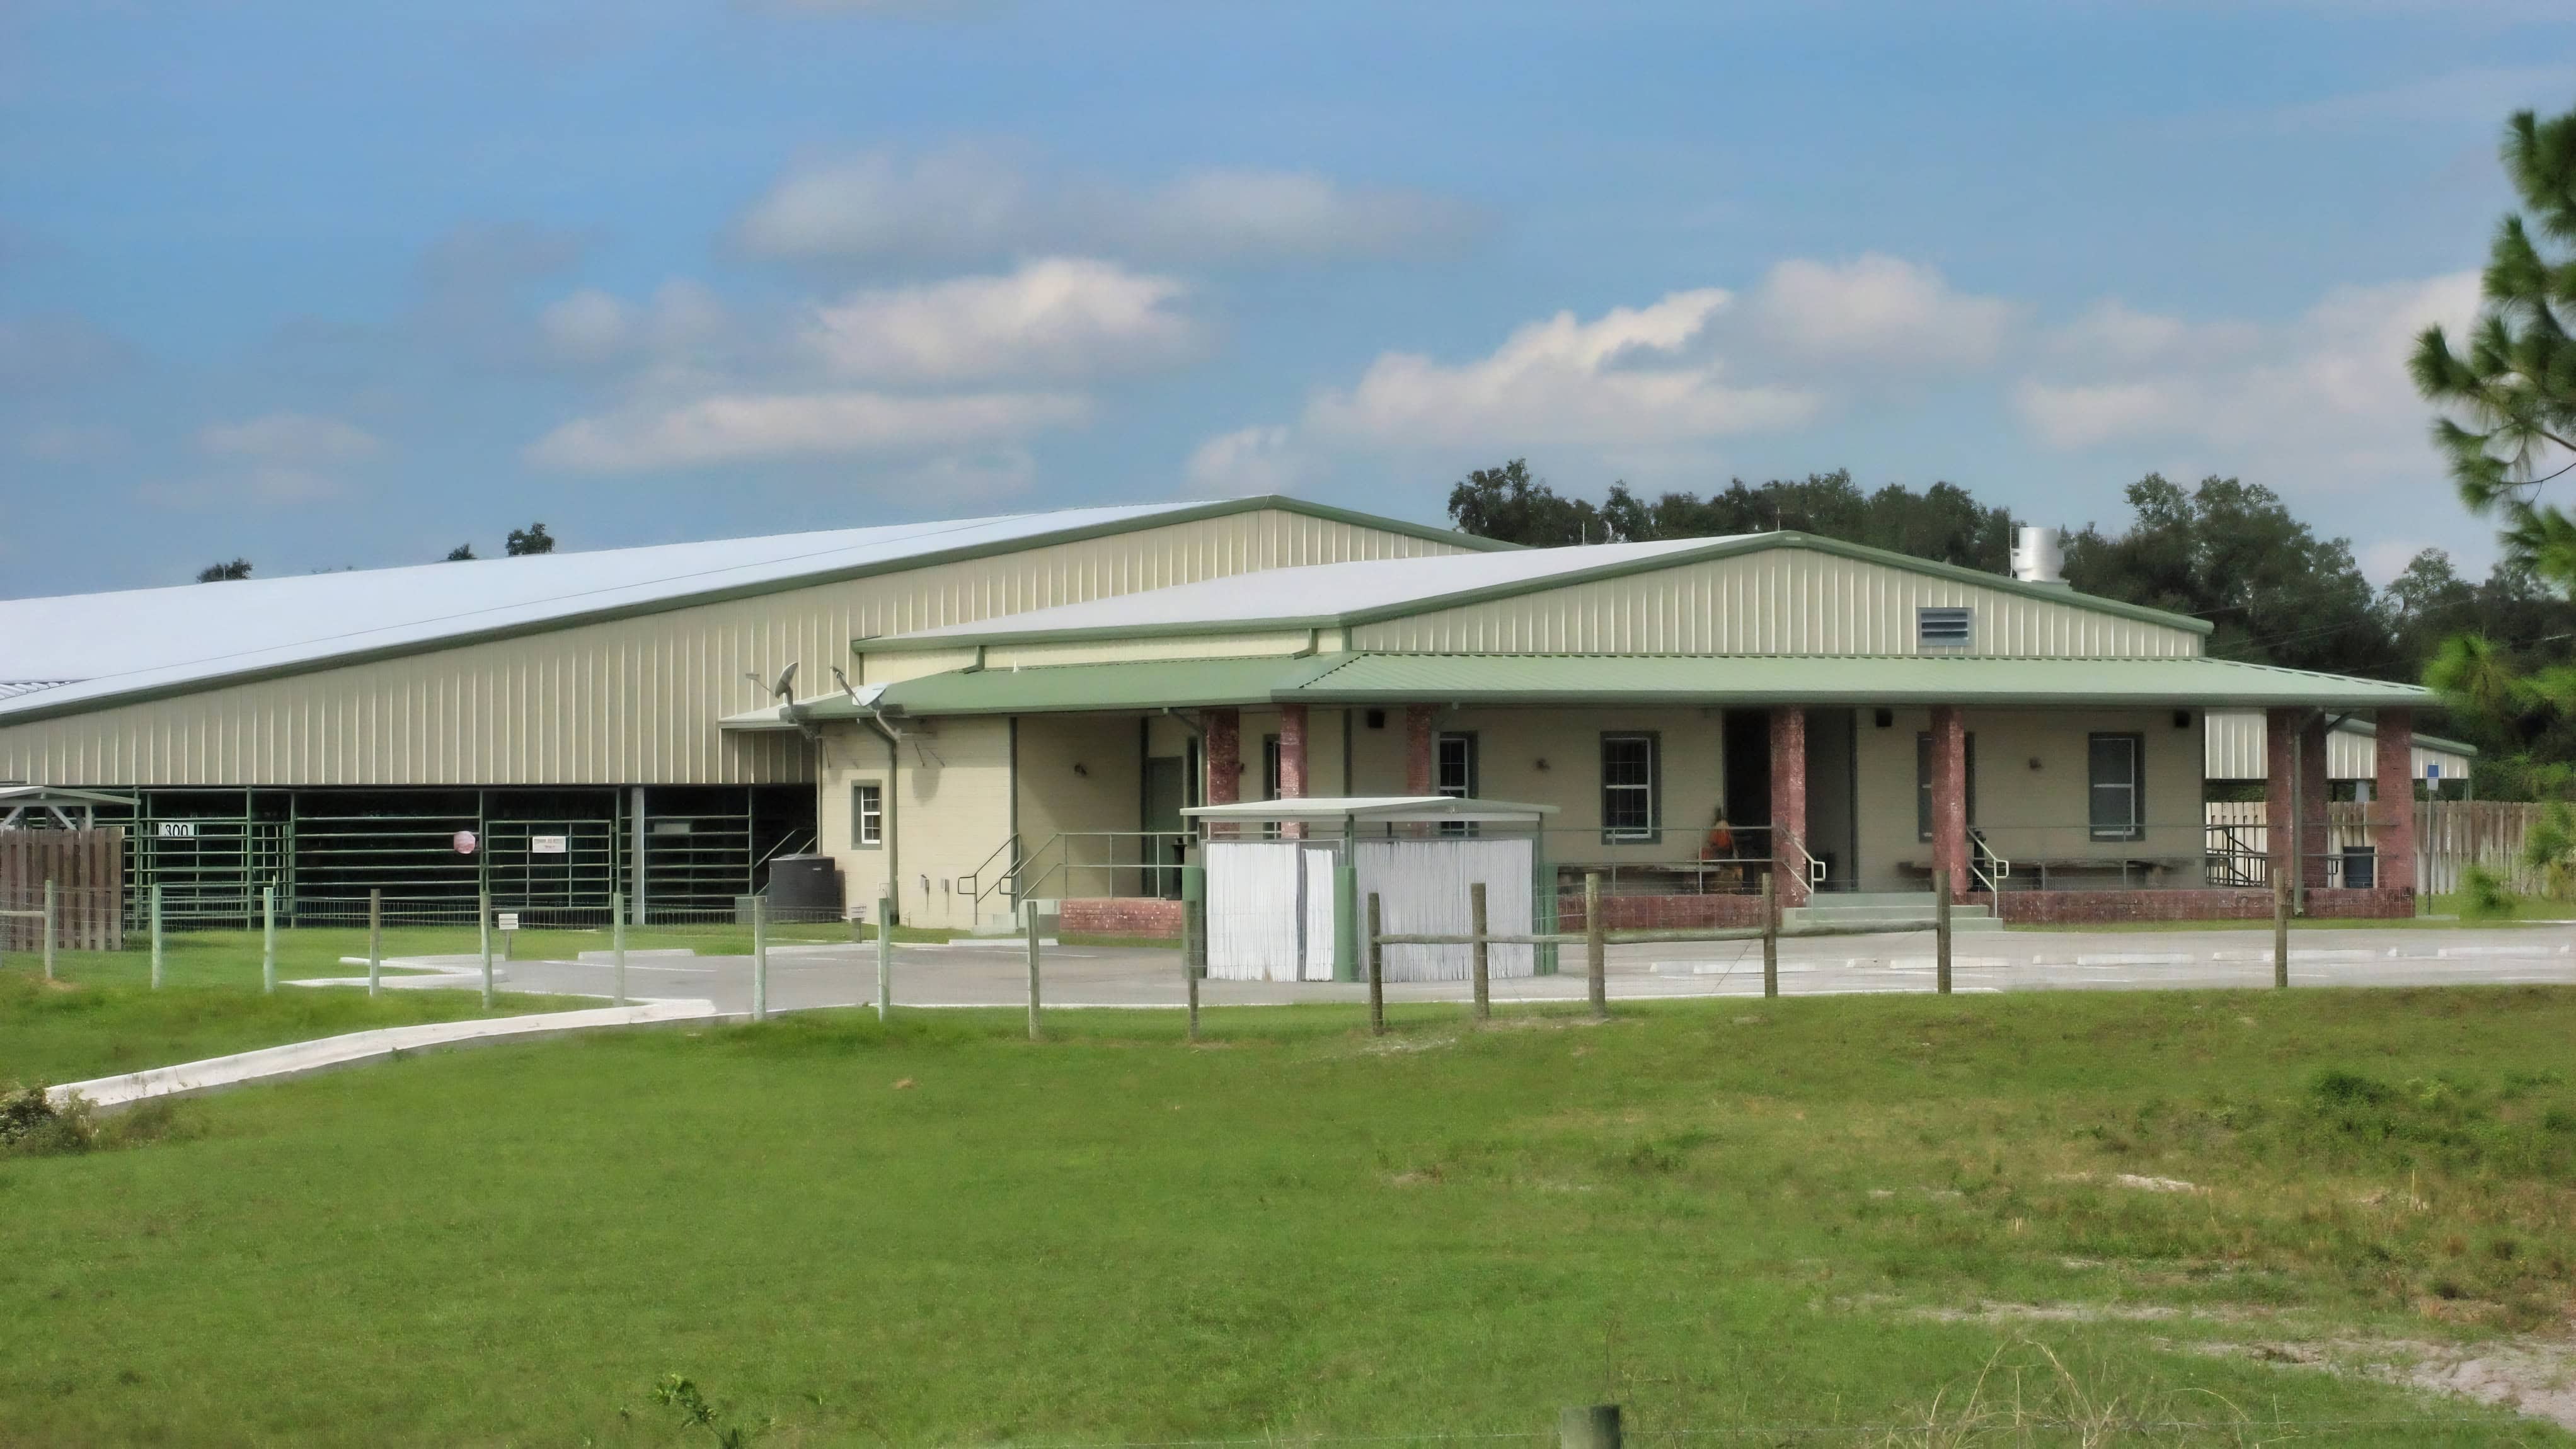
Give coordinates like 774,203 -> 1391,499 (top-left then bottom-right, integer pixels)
2028,757 -> 2042,771
1072,762 -> 1090,777
1534,757 -> 1551,772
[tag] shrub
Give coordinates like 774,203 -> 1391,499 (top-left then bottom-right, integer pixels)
2459,864 -> 2515,920
0,1086 -> 96,1157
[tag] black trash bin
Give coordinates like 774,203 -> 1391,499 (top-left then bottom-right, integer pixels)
764,855 -> 845,922
2340,844 -> 2376,890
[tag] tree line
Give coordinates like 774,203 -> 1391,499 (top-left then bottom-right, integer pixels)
197,521 -> 556,582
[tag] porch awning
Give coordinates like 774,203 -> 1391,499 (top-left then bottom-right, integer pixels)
722,650 -> 2434,724
1282,653 -> 2434,710
1185,796 -> 1558,825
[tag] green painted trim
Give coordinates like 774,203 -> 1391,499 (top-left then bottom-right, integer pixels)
0,496 -> 1491,728
863,529 -> 2215,653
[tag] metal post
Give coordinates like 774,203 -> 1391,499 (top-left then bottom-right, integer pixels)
149,883 -> 163,990
1025,898 -> 1043,1042
752,894 -> 769,1022
1366,891 -> 1386,1036
875,893 -> 894,1022
1560,1404 -> 1621,1449
478,890 -> 494,1010
1469,881 -> 1490,1023
1584,871 -> 1607,1021
1761,868 -> 1778,999
261,885 -> 277,995
611,890 -> 628,1009
41,879 -> 57,983
367,888 -> 382,1000
1935,876 -> 1952,995
2274,870 -> 2291,989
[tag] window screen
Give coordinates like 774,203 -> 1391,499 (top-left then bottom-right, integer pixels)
2088,733 -> 2144,841
1918,606 -> 1972,649
1601,733 -> 1660,843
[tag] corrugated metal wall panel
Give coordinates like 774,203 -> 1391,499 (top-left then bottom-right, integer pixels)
2204,709 -> 2475,781
1349,550 -> 2204,658
0,508 -> 1468,788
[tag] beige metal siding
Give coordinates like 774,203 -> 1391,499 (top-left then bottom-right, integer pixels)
1351,549 -> 2201,658
0,508 -> 1467,788
2204,710 -> 2473,782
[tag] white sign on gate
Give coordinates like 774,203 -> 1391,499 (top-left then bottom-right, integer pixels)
530,835 -> 567,854
156,821 -> 198,839
497,912 -> 520,932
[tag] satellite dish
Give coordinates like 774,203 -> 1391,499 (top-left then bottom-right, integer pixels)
743,662 -> 798,704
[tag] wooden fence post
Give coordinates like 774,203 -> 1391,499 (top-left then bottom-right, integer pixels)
876,893 -> 894,1022
1560,1404 -> 1621,1449
1470,881 -> 1490,1023
1585,871 -> 1607,1021
41,878 -> 56,982
611,890 -> 627,1009
1025,898 -> 1043,1042
478,890 -> 494,1010
752,894 -> 769,1022
367,888 -> 383,1000
1761,868 -> 1779,999
261,885 -> 276,995
1935,877 -> 1952,995
1366,891 -> 1386,1036
149,883 -> 163,990
2274,871 -> 2291,989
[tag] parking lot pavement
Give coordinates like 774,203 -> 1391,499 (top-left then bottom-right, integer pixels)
304,922 -> 2576,1017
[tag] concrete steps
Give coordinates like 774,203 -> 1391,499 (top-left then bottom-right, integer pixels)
1785,891 -> 2007,934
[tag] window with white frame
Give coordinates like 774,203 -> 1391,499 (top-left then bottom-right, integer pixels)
852,782 -> 883,848
1600,733 -> 1660,843
2088,733 -> 2144,841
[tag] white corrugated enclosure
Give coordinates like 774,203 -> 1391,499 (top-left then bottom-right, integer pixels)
1355,838 -> 1536,982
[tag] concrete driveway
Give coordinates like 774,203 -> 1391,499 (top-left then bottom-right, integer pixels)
310,922 -> 2576,1015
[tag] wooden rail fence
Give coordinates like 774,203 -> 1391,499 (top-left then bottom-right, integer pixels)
0,827 -> 126,952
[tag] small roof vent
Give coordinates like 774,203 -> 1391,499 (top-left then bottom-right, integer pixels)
2011,525 -> 2067,587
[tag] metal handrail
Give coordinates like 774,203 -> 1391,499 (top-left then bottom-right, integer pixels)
1968,827 -> 2010,894
1774,825 -> 1827,889
966,832 -> 1025,907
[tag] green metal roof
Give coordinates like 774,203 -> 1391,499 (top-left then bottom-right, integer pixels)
736,651 -> 2434,720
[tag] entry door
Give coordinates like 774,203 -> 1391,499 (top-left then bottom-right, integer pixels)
1143,757 -> 1187,899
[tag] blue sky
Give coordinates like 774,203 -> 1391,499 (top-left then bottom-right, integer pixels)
3,1 -> 2571,597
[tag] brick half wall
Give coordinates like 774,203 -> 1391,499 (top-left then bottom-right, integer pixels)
1555,893 -> 1770,932
1982,888 -> 2416,925
1059,897 -> 1185,939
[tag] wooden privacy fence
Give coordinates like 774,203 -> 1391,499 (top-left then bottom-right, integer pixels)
0,827 -> 125,952
2202,800 -> 2546,896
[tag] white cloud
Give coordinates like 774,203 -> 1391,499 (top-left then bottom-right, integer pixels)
2012,272 -> 2482,491
526,389 -> 1088,473
734,147 -> 1466,264
1750,254 -> 2017,370
737,147 -> 1028,261
1124,169 -> 1467,261
807,258 -> 1193,382
198,412 -> 381,464
1307,289 -> 1817,449
1185,425 -> 1311,496
895,448 -> 1038,501
539,280 -> 729,365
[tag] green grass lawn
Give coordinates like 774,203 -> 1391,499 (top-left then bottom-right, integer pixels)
7,988 -> 2576,1445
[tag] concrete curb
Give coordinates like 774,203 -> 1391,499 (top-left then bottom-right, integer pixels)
45,999 -> 722,1112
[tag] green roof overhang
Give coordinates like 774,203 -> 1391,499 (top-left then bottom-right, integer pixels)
746,651 -> 2435,719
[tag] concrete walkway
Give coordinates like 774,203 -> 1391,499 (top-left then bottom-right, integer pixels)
47,999 -> 717,1111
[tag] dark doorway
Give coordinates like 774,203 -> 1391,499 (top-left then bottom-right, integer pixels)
1143,755 -> 1188,898
1721,710 -> 1771,829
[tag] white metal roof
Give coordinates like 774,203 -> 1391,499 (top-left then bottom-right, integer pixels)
0,502 -> 1217,719
2203,709 -> 2476,781
880,539 -> 1730,642
1183,795 -> 1560,823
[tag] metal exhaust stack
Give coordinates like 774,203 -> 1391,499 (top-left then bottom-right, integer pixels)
2010,525 -> 2067,587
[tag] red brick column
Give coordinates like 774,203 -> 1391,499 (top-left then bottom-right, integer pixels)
1277,704 -> 1309,839
1403,705 -> 1435,796
1204,707 -> 1241,837
2374,707 -> 2415,895
1928,704 -> 1967,901
2299,712 -> 2331,891
2265,707 -> 2297,891
1768,707 -> 1810,907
